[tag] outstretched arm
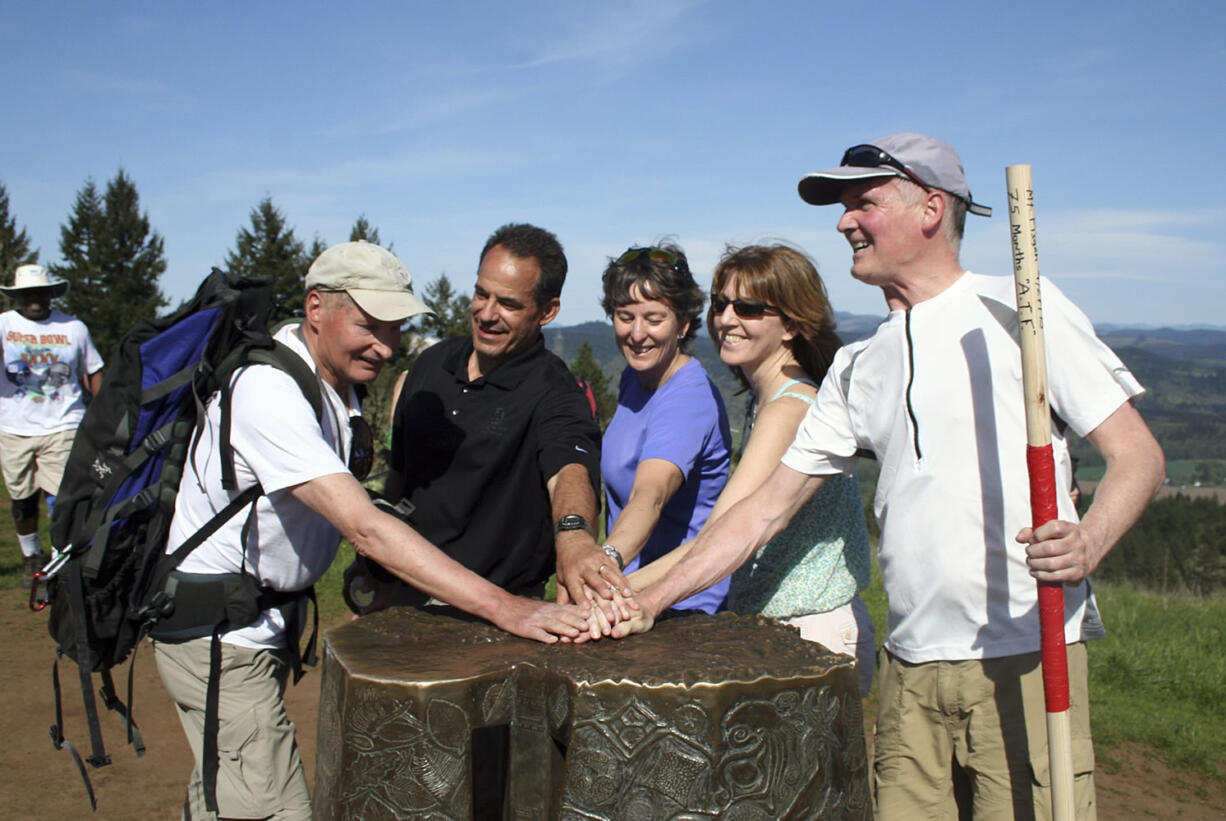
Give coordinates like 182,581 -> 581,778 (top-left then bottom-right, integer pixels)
627,396 -> 811,592
550,462 -> 633,610
1019,400 -> 1165,583
612,462 -> 827,638
602,457 -> 683,568
292,471 -> 590,643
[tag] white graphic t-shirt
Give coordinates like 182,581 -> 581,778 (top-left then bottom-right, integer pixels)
0,309 -> 104,435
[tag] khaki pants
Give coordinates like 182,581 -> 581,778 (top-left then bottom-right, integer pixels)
154,638 -> 310,820
873,642 -> 1096,820
0,428 -> 75,498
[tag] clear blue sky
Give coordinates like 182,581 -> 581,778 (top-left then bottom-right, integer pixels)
4,1 -> 1224,329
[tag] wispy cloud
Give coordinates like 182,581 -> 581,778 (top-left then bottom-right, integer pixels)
962,207 -> 1225,289
511,0 -> 712,72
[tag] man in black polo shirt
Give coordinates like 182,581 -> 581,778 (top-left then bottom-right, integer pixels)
355,223 -> 630,618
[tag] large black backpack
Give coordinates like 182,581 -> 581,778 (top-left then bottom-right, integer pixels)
39,269 -> 323,810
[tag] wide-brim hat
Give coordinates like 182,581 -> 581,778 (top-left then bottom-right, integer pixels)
798,132 -> 992,217
305,240 -> 433,322
1,264 -> 69,297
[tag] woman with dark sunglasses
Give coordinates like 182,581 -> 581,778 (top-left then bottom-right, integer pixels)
589,243 -> 733,614
626,244 -> 876,693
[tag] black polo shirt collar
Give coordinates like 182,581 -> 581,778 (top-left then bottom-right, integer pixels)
441,332 -> 549,391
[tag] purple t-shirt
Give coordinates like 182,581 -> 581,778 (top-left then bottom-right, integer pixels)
601,357 -> 732,613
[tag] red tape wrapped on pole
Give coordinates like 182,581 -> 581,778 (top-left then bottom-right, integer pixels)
1027,443 -> 1069,713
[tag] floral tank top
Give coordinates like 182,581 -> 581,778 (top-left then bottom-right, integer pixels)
725,379 -> 872,618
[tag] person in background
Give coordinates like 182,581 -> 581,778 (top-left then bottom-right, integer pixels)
0,264 -> 103,588
625,244 -> 875,692
591,243 -> 731,614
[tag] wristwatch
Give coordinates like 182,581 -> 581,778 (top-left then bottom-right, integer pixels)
601,544 -> 625,571
554,514 -> 594,537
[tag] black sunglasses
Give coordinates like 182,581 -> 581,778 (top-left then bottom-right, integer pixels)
348,416 -> 374,481
710,293 -> 785,319
841,144 -> 931,191
617,247 -> 681,270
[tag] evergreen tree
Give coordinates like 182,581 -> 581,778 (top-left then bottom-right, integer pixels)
348,215 -> 383,247
225,197 -> 308,315
0,181 -> 39,282
305,234 -> 327,268
52,170 -> 168,359
413,273 -> 471,340
570,340 -> 616,429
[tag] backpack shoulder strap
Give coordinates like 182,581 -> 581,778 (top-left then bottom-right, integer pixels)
214,339 -> 324,490
247,341 -> 325,424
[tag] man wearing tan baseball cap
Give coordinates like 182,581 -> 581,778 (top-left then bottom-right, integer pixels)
153,240 -> 592,819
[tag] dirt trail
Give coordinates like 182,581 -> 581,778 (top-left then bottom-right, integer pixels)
2,588 -> 1222,819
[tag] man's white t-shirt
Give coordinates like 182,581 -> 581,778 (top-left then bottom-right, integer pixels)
168,323 -> 359,649
0,309 -> 104,435
783,272 -> 1143,663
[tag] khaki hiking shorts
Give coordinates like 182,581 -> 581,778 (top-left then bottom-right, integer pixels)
0,428 -> 76,499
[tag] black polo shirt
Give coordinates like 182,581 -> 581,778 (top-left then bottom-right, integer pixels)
387,334 -> 601,603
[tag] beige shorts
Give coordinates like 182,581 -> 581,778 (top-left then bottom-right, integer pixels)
0,428 -> 76,499
873,642 -> 1096,820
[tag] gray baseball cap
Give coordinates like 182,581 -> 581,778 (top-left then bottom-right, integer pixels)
798,132 -> 992,217
305,240 -> 433,322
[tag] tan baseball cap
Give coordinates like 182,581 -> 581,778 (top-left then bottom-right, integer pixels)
305,240 -> 433,322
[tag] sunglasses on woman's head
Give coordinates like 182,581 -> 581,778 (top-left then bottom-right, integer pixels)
617,247 -> 681,270
710,293 -> 785,319
348,416 -> 374,481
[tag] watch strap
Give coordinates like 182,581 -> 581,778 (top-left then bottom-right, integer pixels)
554,514 -> 594,536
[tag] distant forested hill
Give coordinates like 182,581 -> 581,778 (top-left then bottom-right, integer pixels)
549,316 -> 1226,463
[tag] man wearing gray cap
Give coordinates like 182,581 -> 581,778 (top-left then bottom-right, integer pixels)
0,264 -> 104,588
614,134 -> 1164,817
152,240 -> 590,820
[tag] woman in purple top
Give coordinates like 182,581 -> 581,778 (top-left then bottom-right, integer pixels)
597,244 -> 732,613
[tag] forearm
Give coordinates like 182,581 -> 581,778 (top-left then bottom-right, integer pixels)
641,466 -> 825,615
550,462 -> 602,565
604,458 -> 684,565
351,513 -> 517,620
627,538 -> 694,592
604,498 -> 665,564
293,472 -> 516,622
549,462 -> 598,524
1078,441 -> 1164,572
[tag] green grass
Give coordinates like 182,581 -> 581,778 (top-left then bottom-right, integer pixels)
315,541 -> 357,620
1088,581 -> 1226,778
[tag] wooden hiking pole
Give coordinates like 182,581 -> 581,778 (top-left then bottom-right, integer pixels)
1006,163 -> 1076,820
